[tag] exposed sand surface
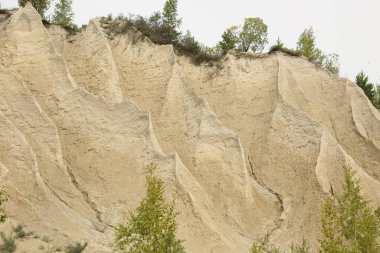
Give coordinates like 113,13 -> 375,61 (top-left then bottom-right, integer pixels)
0,4 -> 379,252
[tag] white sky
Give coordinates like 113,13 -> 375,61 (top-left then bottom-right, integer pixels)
2,0 -> 380,83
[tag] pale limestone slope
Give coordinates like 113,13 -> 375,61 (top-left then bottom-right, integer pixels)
0,4 -> 379,253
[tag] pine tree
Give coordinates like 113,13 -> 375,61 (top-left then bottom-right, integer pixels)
319,167 -> 380,253
372,85 -> 380,109
115,164 -> 185,253
18,0 -> 51,18
355,71 -> 376,103
52,0 -> 74,27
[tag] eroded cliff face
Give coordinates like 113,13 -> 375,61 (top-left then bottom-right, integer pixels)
0,4 -> 379,252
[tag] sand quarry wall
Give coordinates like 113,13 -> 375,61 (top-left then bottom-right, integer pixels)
0,4 -> 379,252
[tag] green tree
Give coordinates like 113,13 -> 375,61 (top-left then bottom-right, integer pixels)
296,27 -> 325,64
179,30 -> 201,56
18,0 -> 51,18
297,27 -> 340,75
218,26 -> 239,53
319,167 -> 380,253
162,0 -> 182,42
355,71 -> 376,103
238,17 -> 268,53
115,164 -> 185,253
52,0 -> 74,27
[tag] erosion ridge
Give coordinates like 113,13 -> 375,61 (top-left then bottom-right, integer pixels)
0,4 -> 379,252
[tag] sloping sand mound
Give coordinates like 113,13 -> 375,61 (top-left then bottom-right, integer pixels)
0,4 -> 379,252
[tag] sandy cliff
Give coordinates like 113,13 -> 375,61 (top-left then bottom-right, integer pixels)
0,4 -> 379,252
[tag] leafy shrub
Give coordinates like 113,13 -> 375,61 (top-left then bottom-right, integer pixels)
290,239 -> 310,253
0,9 -> 9,15
319,167 -> 380,252
64,242 -> 87,253
13,225 -> 30,239
296,27 -> 340,76
0,190 -> 7,224
100,10 -> 222,64
52,0 -> 74,28
269,44 -> 301,57
250,233 -> 282,253
41,236 -> 52,243
115,164 -> 185,253
0,233 -> 16,253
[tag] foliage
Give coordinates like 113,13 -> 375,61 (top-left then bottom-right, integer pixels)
177,30 -> 201,56
250,233 -> 283,253
269,40 -> 301,57
323,53 -> 340,76
18,0 -> 51,18
0,233 -> 16,253
115,164 -> 185,253
219,18 -> 268,53
355,71 -> 376,103
296,27 -> 340,75
319,167 -> 380,253
290,239 -> 311,253
64,242 -> 88,253
52,0 -> 74,28
162,0 -> 181,42
102,12 -> 221,64
0,190 -> 6,224
218,26 -> 239,53
239,17 -> 268,53
12,225 -> 32,239
175,31 -> 222,63
374,85 -> 380,109
0,2 -> 9,15
297,27 -> 324,63
275,37 -> 284,48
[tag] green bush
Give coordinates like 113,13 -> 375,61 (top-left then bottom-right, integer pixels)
319,167 -> 380,253
0,190 -> 7,224
269,44 -> 301,57
101,13 -> 222,64
115,164 -> 185,253
12,225 -> 29,239
296,27 -> 340,76
64,242 -> 87,253
0,233 -> 16,253
250,233 -> 283,253
0,9 -> 9,15
290,239 -> 310,253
